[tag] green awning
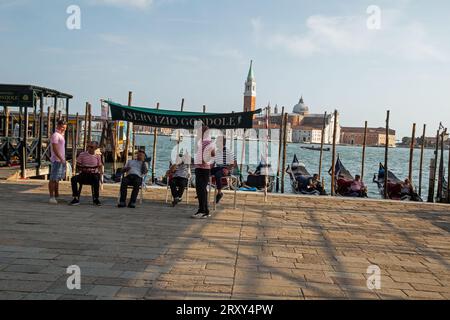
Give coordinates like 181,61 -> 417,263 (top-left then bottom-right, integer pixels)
107,101 -> 261,129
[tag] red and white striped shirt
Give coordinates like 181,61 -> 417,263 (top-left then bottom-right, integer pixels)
77,152 -> 102,173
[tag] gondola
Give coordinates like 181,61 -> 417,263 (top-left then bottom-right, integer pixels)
244,160 -> 275,192
329,156 -> 367,198
373,163 -> 422,201
286,155 -> 325,195
301,146 -> 330,152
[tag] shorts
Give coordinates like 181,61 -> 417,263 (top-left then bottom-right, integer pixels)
50,161 -> 66,181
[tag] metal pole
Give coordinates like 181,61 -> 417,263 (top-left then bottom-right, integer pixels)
318,112 -> 327,179
151,102 -> 160,183
383,110 -> 390,199
361,121 -> 368,181
331,110 -> 338,196
418,124 -> 426,197
124,91 -> 133,164
408,123 -> 416,182
281,113 -> 288,193
276,106 -> 284,192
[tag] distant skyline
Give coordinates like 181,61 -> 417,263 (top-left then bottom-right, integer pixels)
1,0 -> 450,137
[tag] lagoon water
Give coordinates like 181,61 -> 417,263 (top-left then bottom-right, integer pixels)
134,134 -> 447,201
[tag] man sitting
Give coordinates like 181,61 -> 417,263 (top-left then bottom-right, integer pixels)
301,174 -> 322,195
211,138 -> 237,204
118,150 -> 148,208
70,141 -> 103,206
168,152 -> 191,207
349,175 -> 367,197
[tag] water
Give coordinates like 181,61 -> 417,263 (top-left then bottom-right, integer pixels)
131,134 -> 448,200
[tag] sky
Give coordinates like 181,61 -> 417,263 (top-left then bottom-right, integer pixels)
1,0 -> 450,138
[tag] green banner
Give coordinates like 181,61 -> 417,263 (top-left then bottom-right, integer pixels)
107,101 -> 261,129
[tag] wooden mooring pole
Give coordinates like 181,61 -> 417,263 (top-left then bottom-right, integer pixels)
276,106 -> 285,192
318,112 -> 327,179
176,98 -> 185,156
428,130 -> 440,202
330,110 -> 338,196
418,124 -> 426,197
72,113 -> 79,176
383,110 -> 390,199
87,103 -> 92,144
83,102 -> 89,151
124,91 -> 133,164
361,121 -> 368,182
151,102 -> 160,183
437,128 -> 446,202
281,113 -> 288,194
408,123 -> 416,182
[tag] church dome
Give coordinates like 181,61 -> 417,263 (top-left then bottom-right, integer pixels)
293,96 -> 309,114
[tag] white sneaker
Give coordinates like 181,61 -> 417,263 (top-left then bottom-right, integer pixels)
49,197 -> 58,204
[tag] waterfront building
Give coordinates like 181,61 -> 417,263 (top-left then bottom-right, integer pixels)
340,127 -> 396,147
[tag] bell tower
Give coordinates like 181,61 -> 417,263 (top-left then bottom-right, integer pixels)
243,60 -> 256,113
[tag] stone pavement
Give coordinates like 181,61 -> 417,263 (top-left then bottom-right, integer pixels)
0,180 -> 449,300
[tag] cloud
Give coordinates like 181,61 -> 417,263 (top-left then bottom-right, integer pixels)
98,33 -> 129,46
252,11 -> 447,62
211,47 -> 245,64
91,0 -> 153,9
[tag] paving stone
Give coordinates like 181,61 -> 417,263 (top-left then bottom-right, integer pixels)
1,181 -> 450,300
88,285 -> 121,297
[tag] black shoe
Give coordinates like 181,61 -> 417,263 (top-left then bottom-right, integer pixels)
200,212 -> 211,219
70,198 -> 80,206
93,199 -> 102,206
215,193 -> 224,204
118,203 -> 126,208
128,203 -> 136,209
191,211 -> 203,219
172,198 -> 180,207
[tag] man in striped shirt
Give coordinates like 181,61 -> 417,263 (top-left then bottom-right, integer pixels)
192,125 -> 216,219
70,141 -> 103,206
211,137 -> 237,204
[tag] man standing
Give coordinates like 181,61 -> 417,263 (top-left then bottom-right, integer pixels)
192,126 -> 216,219
70,141 -> 103,206
118,150 -> 148,208
48,120 -> 67,204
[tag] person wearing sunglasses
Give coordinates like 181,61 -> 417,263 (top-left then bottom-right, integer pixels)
70,141 -> 103,206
